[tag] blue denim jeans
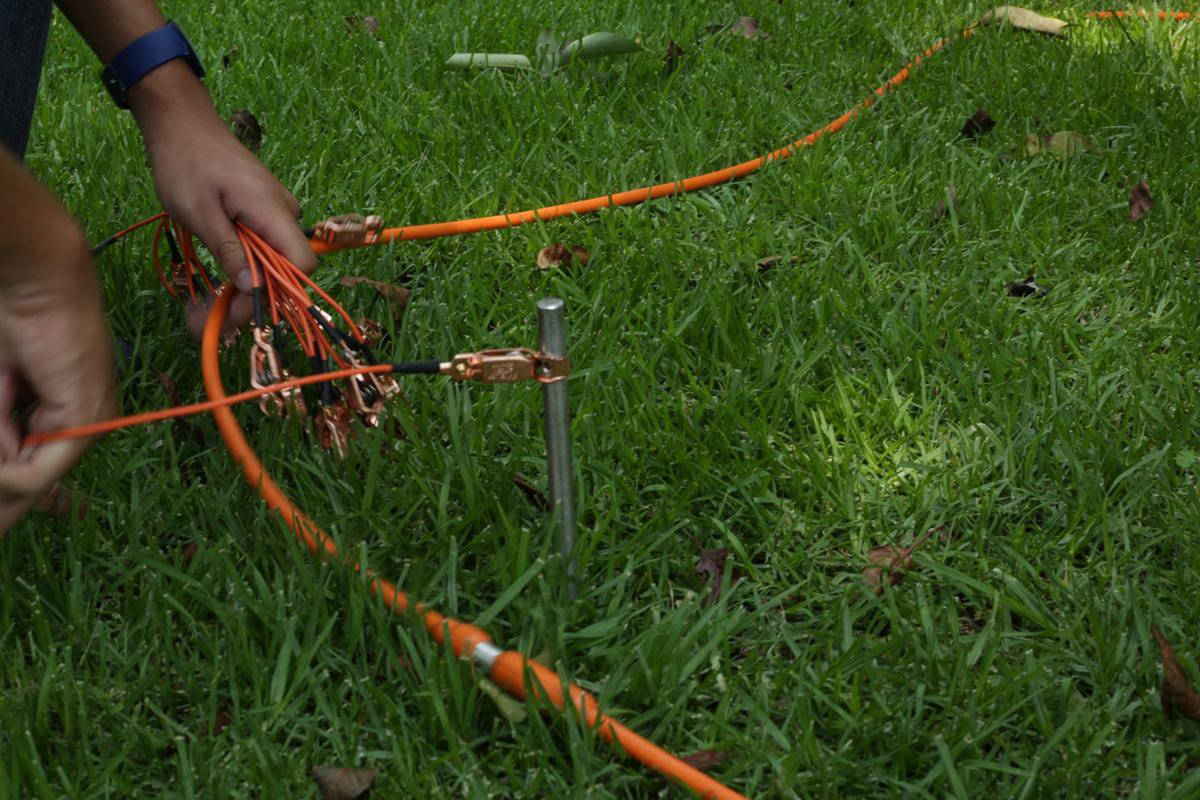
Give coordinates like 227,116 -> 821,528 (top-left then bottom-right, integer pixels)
1,0 -> 54,159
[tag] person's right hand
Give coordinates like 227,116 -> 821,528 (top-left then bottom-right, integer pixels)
0,148 -> 116,535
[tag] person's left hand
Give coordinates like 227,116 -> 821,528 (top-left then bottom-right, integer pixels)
128,61 -> 316,337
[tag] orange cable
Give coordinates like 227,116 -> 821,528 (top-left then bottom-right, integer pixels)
200,284 -> 747,800
23,363 -> 395,446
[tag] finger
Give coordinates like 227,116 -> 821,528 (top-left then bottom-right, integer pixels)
280,186 -> 301,220
0,438 -> 85,499
185,201 -> 252,286
0,495 -> 37,538
0,365 -> 16,418
185,290 -> 252,340
236,204 -> 317,276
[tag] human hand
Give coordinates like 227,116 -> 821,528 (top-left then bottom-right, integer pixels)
129,61 -> 316,337
0,150 -> 117,535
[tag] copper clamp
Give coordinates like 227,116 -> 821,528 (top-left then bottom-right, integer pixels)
249,326 -> 306,418
443,349 -> 570,384
312,213 -> 385,246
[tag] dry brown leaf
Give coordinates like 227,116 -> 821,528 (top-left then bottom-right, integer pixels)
1005,276 -> 1048,298
664,40 -> 685,75
512,474 -> 550,512
680,749 -> 728,770
34,483 -> 88,520
695,546 -> 741,604
1129,179 -> 1154,222
209,709 -> 233,736
932,185 -> 959,223
229,109 -> 262,153
1025,131 -> 1092,158
862,525 -> 944,594
961,109 -> 996,139
344,15 -> 379,35
980,6 -> 1069,36
158,372 -> 181,406
338,277 -> 410,326
536,244 -> 590,270
181,542 -> 199,565
311,766 -> 379,800
729,16 -> 770,39
1152,625 -> 1200,721
755,254 -> 800,272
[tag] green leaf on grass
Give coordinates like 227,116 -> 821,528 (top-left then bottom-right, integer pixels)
445,52 -> 533,70
479,677 -> 528,723
559,32 -> 642,65
536,29 -> 561,74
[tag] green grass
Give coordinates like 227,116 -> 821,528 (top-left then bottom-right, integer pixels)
4,0 -> 1200,796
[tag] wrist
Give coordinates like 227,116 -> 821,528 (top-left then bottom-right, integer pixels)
129,60 -> 221,140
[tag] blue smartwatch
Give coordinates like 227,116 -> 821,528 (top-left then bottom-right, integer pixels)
100,21 -> 205,109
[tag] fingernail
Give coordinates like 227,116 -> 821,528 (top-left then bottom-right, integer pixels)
235,270 -> 255,293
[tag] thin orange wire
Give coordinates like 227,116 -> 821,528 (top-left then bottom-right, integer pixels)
23,363 -> 397,446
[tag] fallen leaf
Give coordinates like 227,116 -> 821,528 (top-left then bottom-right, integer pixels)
210,709 -> 233,736
681,750 -> 727,770
1129,179 -> 1154,222
980,6 -> 1069,36
338,277 -> 410,326
512,474 -> 550,512
1152,625 -> 1200,721
664,40 -> 684,75
181,542 -> 199,564
158,372 -> 181,406
932,185 -> 959,222
1005,276 -> 1048,298
311,766 -> 379,800
755,254 -> 800,272
727,16 -> 770,39
221,47 -> 239,68
344,15 -> 378,35
479,677 -> 528,723
1025,131 -> 1092,158
536,244 -> 590,270
695,546 -> 740,604
961,108 -> 996,138
862,525 -> 944,594
33,482 -> 88,519
229,109 -> 262,153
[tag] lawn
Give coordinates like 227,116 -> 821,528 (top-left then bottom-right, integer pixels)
3,1 -> 1200,797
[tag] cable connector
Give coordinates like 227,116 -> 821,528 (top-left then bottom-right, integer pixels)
443,349 -> 570,384
250,327 -> 306,418
311,214 -> 385,247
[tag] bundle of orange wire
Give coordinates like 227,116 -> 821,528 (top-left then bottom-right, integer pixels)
94,213 -> 406,455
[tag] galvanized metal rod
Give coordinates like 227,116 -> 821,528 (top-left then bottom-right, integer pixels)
537,297 -> 578,599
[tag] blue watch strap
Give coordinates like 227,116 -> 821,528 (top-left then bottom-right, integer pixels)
100,21 -> 205,109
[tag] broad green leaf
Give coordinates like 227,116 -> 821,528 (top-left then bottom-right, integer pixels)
536,30 -> 560,75
445,52 -> 532,70
559,32 -> 642,65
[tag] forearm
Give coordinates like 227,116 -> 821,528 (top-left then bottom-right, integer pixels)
53,2 -> 217,135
